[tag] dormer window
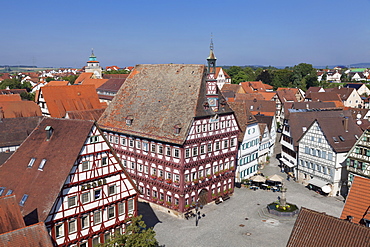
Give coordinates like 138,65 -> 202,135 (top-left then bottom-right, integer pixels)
38,159 -> 47,171
45,126 -> 53,141
174,124 -> 181,135
126,116 -> 134,126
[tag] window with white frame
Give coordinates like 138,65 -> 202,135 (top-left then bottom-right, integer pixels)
136,140 -> 141,149
108,185 -> 116,195
231,138 -> 235,147
81,215 -> 89,229
185,149 -> 190,158
166,147 -> 171,156
151,144 -> 156,153
68,196 -> 77,208
131,162 -> 135,169
208,143 -> 212,152
82,161 -> 89,171
90,136 -> 99,143
55,223 -> 64,238
69,219 -> 77,234
174,149 -> 180,158
121,137 -> 126,146
158,145 -> 163,154
102,157 -> 108,166
93,210 -> 101,225
200,145 -> 205,154
94,189 -> 102,200
92,236 -> 100,247
203,124 -> 206,132
115,136 -> 119,144
167,172 -> 172,179
129,139 -> 134,147
193,147 -> 198,156
223,140 -> 228,149
128,199 -> 134,214
108,206 -> 115,219
118,202 -> 125,215
143,142 -> 149,152
81,192 -> 90,204
215,142 -> 220,151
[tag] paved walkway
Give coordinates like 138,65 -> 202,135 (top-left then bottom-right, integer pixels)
139,162 -> 344,247
139,139 -> 345,247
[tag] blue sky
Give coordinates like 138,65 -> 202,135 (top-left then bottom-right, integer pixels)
2,0 -> 370,68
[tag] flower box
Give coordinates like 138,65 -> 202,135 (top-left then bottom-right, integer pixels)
158,199 -> 164,205
158,176 -> 164,181
150,174 -> 157,180
165,179 -> 172,184
193,179 -> 199,184
174,181 -> 180,186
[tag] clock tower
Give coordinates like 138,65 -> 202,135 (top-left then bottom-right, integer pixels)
85,49 -> 102,79
206,39 -> 218,110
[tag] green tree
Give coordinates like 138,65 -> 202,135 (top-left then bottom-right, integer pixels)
271,69 -> 293,89
256,70 -> 272,85
104,69 -> 130,74
292,63 -> 318,89
243,67 -> 256,81
232,71 -> 248,84
224,66 -> 242,79
101,215 -> 159,247
45,77 -> 54,82
62,74 -> 79,85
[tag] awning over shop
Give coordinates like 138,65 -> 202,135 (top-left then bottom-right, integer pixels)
279,157 -> 295,168
308,178 -> 332,193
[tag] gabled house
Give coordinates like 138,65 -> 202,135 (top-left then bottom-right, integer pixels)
277,87 -> 305,102
326,87 -> 363,108
96,77 -> 128,104
0,118 -> 138,246
221,84 -> 245,102
229,102 -> 260,180
287,207 -> 370,247
306,87 -> 325,94
239,81 -> 273,93
340,175 -> 370,226
344,83 -> 370,97
305,92 -> 344,108
255,114 -> 277,160
297,114 -> 362,196
273,89 -> 297,124
98,61 -> 239,213
36,84 -> 106,118
215,67 -> 231,90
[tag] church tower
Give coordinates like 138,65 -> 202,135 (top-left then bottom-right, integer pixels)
85,49 -> 102,79
206,38 -> 219,111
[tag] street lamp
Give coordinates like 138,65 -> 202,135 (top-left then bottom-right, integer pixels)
194,200 -> 203,227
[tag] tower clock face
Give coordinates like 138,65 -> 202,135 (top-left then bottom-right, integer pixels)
208,98 -> 217,107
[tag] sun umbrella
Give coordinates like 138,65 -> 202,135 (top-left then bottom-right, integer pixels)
267,174 -> 284,183
250,175 -> 266,183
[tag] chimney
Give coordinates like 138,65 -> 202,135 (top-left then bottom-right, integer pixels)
347,215 -> 353,222
45,126 -> 53,140
343,117 -> 349,132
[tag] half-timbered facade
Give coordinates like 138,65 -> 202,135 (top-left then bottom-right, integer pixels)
346,128 -> 370,184
297,115 -> 362,196
98,60 -> 239,213
0,118 -> 138,246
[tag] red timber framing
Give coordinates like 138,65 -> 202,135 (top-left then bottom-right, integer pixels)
45,125 -> 138,247
103,113 -> 239,214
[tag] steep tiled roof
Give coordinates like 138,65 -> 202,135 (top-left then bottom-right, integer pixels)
0,101 -> 42,118
0,195 -> 25,234
40,84 -> 105,118
228,101 -> 258,142
98,64 -> 233,145
276,89 -> 297,103
0,116 -> 43,148
240,81 -> 273,93
305,92 -> 343,106
306,87 -> 324,93
0,94 -> 21,101
0,222 -> 53,247
288,109 -> 355,151
234,93 -> 265,101
254,115 -> 274,131
97,78 -> 126,93
74,72 -> 93,84
326,87 -> 356,101
341,176 -> 370,225
237,99 -> 276,117
81,78 -> 109,89
221,83 -> 243,93
0,89 -> 27,95
258,92 -> 276,100
0,118 -> 94,223
45,81 -> 69,86
287,207 -> 370,247
66,108 -> 106,121
103,74 -> 129,79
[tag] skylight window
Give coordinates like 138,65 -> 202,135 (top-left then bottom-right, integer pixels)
5,189 -> 13,196
28,158 -> 36,168
19,194 -> 29,206
339,136 -> 345,142
333,137 -> 339,143
38,159 -> 47,171
0,187 -> 4,196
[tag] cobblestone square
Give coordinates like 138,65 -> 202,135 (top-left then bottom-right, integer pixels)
139,161 -> 345,247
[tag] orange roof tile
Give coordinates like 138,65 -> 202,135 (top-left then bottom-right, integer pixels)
0,94 -> 22,102
0,101 -> 42,118
259,92 -> 276,100
40,84 -> 105,118
74,72 -> 93,84
341,176 -> 370,225
81,78 -> 109,89
45,80 -> 69,86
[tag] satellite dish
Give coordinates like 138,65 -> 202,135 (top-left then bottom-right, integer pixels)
357,114 -> 362,119
357,120 -> 362,125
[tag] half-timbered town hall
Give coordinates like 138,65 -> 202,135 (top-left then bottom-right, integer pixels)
98,48 -> 240,214
0,118 -> 138,246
